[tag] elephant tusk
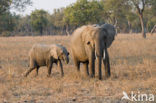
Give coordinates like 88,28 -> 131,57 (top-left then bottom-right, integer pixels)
95,51 -> 97,59
103,49 -> 106,60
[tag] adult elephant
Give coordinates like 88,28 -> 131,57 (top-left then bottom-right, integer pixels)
70,24 -> 116,80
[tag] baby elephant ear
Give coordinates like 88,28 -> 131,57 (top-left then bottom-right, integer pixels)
50,48 -> 58,59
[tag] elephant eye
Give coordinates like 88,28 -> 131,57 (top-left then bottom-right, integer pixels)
87,41 -> 90,45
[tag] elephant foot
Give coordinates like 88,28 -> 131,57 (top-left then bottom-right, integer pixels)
99,76 -> 102,80
47,74 -> 51,77
24,73 -> 28,77
105,72 -> 111,77
85,74 -> 89,77
104,74 -> 111,80
61,74 -> 64,77
77,68 -> 80,72
34,74 -> 38,77
90,74 -> 95,78
24,75 -> 27,77
85,71 -> 89,77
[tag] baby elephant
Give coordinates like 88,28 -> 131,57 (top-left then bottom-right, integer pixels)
24,44 -> 69,77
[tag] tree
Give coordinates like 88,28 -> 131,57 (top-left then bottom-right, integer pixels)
15,15 -> 33,35
0,0 -> 11,14
0,12 -> 19,36
63,0 -> 104,35
132,0 -> 146,38
0,0 -> 32,14
30,9 -> 49,35
102,0 -> 131,33
64,0 -> 103,26
51,8 -> 65,27
145,0 -> 156,33
0,12 -> 16,32
127,0 -> 154,38
102,0 -> 156,34
11,0 -> 32,11
51,8 -> 68,35
0,0 -> 32,36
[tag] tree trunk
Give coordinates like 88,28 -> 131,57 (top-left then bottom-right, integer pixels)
65,24 -> 70,36
128,21 -> 132,33
133,0 -> 146,38
138,13 -> 146,38
40,26 -> 43,36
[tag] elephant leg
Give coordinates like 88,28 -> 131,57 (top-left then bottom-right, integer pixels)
83,62 -> 89,76
106,50 -> 111,77
58,60 -> 64,77
89,52 -> 95,78
35,67 -> 39,77
47,62 -> 53,77
97,56 -> 102,80
24,67 -> 36,77
74,58 -> 80,72
103,48 -> 111,78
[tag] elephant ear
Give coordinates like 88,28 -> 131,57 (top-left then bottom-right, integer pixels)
101,28 -> 108,41
50,48 -> 59,59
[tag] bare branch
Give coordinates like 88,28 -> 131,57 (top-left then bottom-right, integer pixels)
131,0 -> 141,14
141,0 -> 145,12
151,25 -> 156,34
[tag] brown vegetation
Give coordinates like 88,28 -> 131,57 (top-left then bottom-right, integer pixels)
0,34 -> 156,103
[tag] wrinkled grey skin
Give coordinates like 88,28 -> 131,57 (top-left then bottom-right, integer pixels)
70,24 -> 116,80
24,44 -> 69,77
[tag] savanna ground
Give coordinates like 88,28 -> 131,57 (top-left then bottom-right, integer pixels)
0,34 -> 156,103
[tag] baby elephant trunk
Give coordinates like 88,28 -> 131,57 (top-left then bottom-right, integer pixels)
64,55 -> 69,64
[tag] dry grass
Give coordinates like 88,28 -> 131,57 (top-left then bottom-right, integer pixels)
0,34 -> 156,103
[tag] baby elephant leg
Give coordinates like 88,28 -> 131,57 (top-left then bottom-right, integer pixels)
24,67 -> 35,77
58,60 -> 64,77
47,63 -> 53,77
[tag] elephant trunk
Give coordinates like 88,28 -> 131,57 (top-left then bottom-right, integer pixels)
63,54 -> 69,64
95,40 -> 103,80
95,39 -> 101,57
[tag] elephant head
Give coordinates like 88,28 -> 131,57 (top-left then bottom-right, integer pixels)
85,24 -> 116,79
50,45 -> 69,64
